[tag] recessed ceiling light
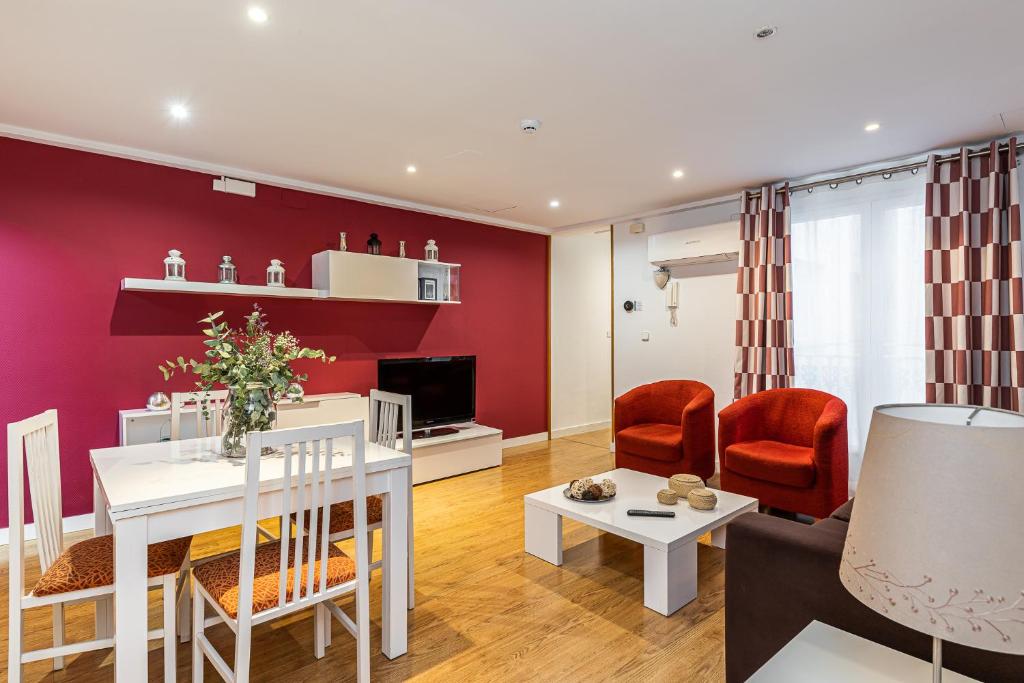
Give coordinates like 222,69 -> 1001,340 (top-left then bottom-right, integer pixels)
247,6 -> 268,23
549,199 -> 560,208
168,103 -> 190,121
754,25 -> 777,39
864,122 -> 881,132
406,165 -> 417,174
672,169 -> 684,179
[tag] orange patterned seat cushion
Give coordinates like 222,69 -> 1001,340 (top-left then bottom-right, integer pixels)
293,496 -> 383,536
193,540 -> 356,619
32,534 -> 192,597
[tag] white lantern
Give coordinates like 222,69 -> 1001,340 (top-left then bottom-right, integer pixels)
266,259 -> 285,287
163,249 -> 186,281
218,256 -> 237,284
424,239 -> 439,261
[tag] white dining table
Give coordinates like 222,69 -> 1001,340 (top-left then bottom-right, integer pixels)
90,434 -> 411,681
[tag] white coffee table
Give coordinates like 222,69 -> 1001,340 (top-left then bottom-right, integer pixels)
523,467 -> 758,616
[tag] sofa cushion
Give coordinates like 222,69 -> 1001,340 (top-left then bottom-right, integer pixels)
725,440 -> 815,488
615,423 -> 683,462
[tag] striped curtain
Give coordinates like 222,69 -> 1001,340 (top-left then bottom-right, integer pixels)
924,138 -> 1024,411
734,184 -> 795,399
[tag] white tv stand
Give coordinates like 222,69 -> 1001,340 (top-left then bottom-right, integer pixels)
410,422 -> 503,485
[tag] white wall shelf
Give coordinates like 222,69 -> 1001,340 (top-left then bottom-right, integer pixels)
124,252 -> 464,305
121,277 -> 323,299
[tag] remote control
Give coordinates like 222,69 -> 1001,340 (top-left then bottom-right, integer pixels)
627,509 -> 675,518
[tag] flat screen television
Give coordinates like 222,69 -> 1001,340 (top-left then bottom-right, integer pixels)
377,356 -> 476,433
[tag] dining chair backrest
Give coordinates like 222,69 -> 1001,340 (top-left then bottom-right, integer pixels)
170,390 -> 229,441
369,389 -> 412,455
7,410 -> 64,577
235,421 -> 369,631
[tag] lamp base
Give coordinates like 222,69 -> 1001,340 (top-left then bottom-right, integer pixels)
933,637 -> 942,683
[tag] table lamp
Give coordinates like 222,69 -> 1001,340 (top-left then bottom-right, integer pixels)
840,404 -> 1024,682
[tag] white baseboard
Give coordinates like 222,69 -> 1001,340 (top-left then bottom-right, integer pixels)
551,420 -> 611,440
0,512 -> 94,547
501,432 -> 549,448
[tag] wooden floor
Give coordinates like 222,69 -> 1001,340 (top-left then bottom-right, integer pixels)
2,429 -> 728,682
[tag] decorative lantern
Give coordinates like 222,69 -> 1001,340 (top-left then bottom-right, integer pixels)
266,259 -> 285,287
367,233 -> 382,255
399,240 -> 407,258
218,256 -> 237,284
338,231 -> 348,252
424,239 -> 439,261
163,249 -> 186,281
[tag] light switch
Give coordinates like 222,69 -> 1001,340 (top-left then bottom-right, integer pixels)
641,331 -> 651,342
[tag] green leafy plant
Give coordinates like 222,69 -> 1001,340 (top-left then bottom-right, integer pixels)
159,305 -> 335,452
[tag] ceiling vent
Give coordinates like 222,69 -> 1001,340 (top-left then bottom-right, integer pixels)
212,176 -> 256,197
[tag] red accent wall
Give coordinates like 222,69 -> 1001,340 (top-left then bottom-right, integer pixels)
0,137 -> 549,526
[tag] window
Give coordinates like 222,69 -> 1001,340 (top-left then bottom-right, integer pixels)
791,174 -> 925,488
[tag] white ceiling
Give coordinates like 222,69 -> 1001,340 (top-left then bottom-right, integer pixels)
2,1 -> 1023,231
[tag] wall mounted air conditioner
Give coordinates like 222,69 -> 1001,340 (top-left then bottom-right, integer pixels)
647,221 -> 739,267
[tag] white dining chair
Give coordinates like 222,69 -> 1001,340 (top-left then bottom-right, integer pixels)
293,389 -> 415,609
6,409 -> 191,682
191,421 -> 371,682
170,389 -> 230,441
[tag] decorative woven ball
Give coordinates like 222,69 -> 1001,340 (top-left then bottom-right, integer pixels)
657,489 -> 679,505
599,479 -> 617,497
687,488 -> 718,510
586,484 -> 604,499
569,478 -> 593,499
669,473 -> 705,498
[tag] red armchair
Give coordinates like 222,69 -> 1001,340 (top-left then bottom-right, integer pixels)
718,388 -> 849,519
614,380 -> 715,480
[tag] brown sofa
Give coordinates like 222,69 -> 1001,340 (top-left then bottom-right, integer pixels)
725,499 -> 1024,682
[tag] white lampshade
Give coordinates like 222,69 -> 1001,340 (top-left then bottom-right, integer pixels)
840,403 -> 1024,655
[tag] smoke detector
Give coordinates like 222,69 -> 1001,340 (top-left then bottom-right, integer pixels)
754,25 -> 777,39
520,119 -> 542,134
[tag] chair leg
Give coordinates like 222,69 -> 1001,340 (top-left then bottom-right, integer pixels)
163,575 -> 176,682
178,559 -> 192,643
355,583 -> 370,682
10,602 -> 22,683
235,624 -> 251,683
192,583 -> 205,683
52,603 -> 65,670
323,600 -> 332,647
314,604 -> 326,660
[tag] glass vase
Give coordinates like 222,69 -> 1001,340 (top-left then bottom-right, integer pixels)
221,382 -> 277,457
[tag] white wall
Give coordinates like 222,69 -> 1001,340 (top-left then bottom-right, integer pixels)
613,201 -> 740,418
551,227 -> 612,436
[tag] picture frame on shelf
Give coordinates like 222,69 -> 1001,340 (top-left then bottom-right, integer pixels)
418,277 -> 437,301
